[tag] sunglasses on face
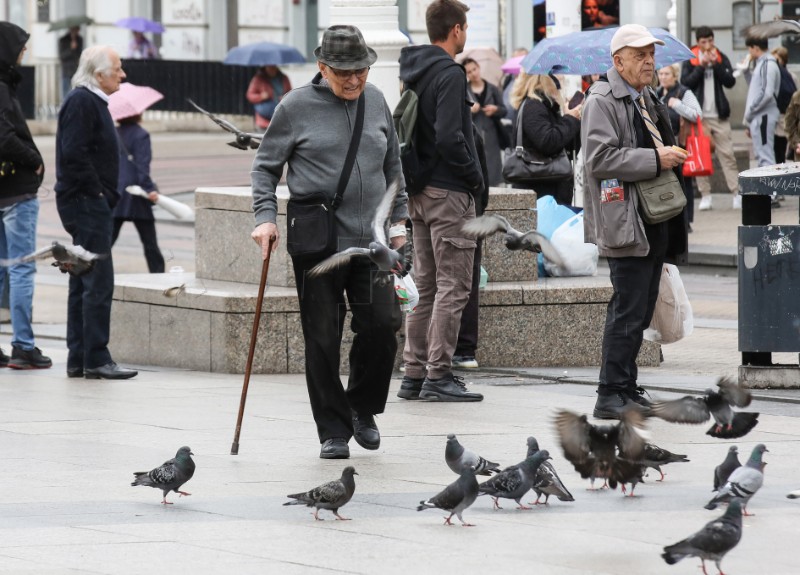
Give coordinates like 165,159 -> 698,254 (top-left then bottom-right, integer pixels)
327,66 -> 370,79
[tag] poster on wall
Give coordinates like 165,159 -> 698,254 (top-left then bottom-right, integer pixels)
581,0 -> 619,30
162,0 -> 206,26
238,0 -> 285,27
161,27 -> 206,60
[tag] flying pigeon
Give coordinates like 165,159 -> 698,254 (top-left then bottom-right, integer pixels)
131,446 -> 196,505
308,178 -> 405,283
417,466 -> 480,526
445,433 -> 501,476
554,409 -> 646,491
705,444 -> 768,516
188,98 -> 263,150
0,241 -> 101,277
522,437 -> 574,505
713,446 -> 741,492
461,213 -> 566,268
284,466 -> 358,521
641,442 -> 690,482
744,18 -> 800,39
649,377 -> 759,439
788,490 -> 800,499
662,499 -> 743,575
478,450 -> 551,510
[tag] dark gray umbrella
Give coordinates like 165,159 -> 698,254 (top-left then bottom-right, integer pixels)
48,15 -> 94,32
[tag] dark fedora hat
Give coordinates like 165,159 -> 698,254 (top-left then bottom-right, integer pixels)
314,25 -> 377,70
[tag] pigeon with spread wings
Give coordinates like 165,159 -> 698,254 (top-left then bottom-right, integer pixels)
188,98 -> 263,150
0,241 -> 101,277
461,213 -> 566,269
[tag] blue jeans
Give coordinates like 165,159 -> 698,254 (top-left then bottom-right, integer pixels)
0,198 -> 39,350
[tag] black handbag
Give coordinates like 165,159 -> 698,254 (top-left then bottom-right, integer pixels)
286,92 -> 365,257
502,99 -> 572,184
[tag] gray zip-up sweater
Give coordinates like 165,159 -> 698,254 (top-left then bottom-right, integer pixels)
251,73 -> 407,250
743,53 -> 780,124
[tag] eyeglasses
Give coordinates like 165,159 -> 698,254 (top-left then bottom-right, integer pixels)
327,66 -> 370,79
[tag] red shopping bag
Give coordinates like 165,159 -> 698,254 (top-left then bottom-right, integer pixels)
682,121 -> 714,177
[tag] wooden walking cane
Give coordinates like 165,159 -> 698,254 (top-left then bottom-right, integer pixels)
231,237 -> 274,455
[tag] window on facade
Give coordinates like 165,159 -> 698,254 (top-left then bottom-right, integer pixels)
732,2 -> 753,50
36,0 -> 49,23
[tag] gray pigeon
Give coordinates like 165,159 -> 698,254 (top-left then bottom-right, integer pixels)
523,437 -> 574,505
479,451 -> 551,509
445,433 -> 500,476
461,214 -> 566,268
642,442 -> 690,482
787,489 -> 800,499
308,178 -> 405,280
705,444 -> 767,516
131,446 -> 195,505
284,466 -> 358,521
417,466 -> 480,526
650,377 -> 759,439
0,241 -> 101,277
713,446 -> 741,492
554,409 -> 647,490
188,98 -> 262,150
662,499 -> 743,574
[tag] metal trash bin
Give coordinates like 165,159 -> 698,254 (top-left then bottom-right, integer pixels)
738,164 -> 800,388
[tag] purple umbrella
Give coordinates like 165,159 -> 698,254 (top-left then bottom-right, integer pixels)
521,27 -> 693,76
115,17 -> 165,34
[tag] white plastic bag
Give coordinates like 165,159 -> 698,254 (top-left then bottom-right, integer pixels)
394,274 -> 419,314
644,263 -> 694,344
543,212 -> 599,277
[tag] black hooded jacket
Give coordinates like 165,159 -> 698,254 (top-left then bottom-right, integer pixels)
0,22 -> 42,207
398,45 -> 483,195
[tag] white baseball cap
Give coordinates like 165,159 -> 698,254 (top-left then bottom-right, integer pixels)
610,24 -> 665,57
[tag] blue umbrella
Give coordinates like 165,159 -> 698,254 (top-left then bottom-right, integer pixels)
521,27 -> 694,76
115,17 -> 165,34
223,42 -> 306,67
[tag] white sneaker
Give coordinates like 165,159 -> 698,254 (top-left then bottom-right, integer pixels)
732,195 -> 742,209
698,196 -> 713,211
452,355 -> 479,369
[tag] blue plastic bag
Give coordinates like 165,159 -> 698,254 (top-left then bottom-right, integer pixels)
535,196 -> 578,276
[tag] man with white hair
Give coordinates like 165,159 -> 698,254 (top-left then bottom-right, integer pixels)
54,46 -> 137,380
581,24 -> 688,419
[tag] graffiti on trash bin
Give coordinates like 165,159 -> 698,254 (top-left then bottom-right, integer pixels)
750,258 -> 800,292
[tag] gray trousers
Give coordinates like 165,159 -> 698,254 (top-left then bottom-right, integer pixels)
749,109 -> 780,167
403,186 -> 476,380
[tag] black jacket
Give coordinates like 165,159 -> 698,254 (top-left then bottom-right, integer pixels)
681,48 -> 736,120
398,44 -> 483,195
0,22 -> 43,208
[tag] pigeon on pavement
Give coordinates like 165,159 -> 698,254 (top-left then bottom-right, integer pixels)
649,377 -> 759,439
188,98 -> 263,150
284,466 -> 358,521
417,466 -> 480,526
445,433 -> 501,476
479,451 -> 551,510
461,214 -> 566,268
131,446 -> 196,505
0,241 -> 101,277
308,178 -> 405,283
642,442 -> 690,482
522,437 -> 574,505
554,409 -> 646,490
713,446 -> 741,492
705,444 -> 768,516
662,499 -> 743,575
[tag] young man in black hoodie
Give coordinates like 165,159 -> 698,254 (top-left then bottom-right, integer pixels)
0,22 -> 51,369
397,0 -> 485,402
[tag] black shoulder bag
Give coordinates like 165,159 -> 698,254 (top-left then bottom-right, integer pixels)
286,91 -> 365,257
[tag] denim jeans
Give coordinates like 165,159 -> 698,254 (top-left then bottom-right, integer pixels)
0,197 -> 39,350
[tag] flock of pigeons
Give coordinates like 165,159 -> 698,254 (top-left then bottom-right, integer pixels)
130,377 -> 794,575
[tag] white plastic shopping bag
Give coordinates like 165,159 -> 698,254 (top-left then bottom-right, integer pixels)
543,212 -> 599,277
394,274 -> 419,314
644,263 -> 694,344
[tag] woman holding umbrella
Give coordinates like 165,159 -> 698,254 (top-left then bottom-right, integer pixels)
246,65 -> 292,131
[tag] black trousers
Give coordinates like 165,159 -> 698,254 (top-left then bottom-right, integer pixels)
112,218 -> 165,273
455,240 -> 482,357
56,195 -> 114,370
599,233 -> 666,392
291,254 -> 402,443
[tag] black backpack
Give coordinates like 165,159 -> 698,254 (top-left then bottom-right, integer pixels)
777,64 -> 796,114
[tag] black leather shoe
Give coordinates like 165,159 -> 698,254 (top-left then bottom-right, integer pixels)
420,373 -> 483,402
67,367 -> 84,378
593,389 -> 647,420
397,375 -> 424,400
84,362 -> 138,380
626,386 -> 652,413
352,411 -> 380,450
319,438 -> 350,459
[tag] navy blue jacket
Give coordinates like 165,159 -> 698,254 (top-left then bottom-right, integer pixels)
114,123 -> 156,220
55,86 -> 120,206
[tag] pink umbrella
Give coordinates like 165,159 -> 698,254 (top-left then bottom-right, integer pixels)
108,82 -> 164,121
501,55 -> 525,75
